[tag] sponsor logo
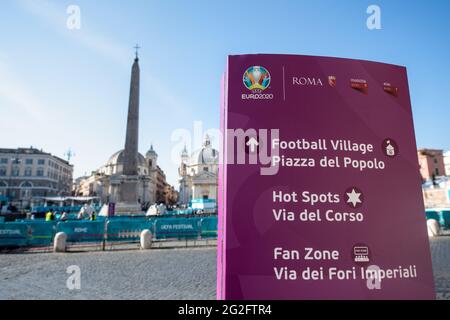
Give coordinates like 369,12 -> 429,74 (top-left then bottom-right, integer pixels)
242,66 -> 273,100
383,82 -> 399,96
350,78 -> 369,94
243,66 -> 271,91
328,75 -> 336,87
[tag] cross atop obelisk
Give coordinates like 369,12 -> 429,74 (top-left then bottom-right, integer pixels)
134,44 -> 141,60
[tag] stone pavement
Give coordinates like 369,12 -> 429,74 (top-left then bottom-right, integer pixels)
0,237 -> 449,300
429,235 -> 450,300
0,247 -> 216,300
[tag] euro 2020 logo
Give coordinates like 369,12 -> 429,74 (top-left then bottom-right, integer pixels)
243,66 -> 271,92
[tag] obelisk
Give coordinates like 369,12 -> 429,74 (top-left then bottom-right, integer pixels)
123,52 -> 140,176
114,47 -> 143,213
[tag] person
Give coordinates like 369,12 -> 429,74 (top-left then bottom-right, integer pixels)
77,211 -> 84,220
45,210 -> 53,222
60,211 -> 68,221
89,211 -> 97,221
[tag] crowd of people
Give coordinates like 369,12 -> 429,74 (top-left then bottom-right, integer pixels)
44,209 -> 97,222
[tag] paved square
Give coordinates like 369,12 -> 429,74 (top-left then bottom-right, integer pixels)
0,237 -> 448,300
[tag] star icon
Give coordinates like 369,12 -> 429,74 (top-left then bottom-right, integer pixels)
346,188 -> 363,208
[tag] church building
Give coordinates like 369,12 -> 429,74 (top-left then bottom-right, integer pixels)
178,135 -> 219,205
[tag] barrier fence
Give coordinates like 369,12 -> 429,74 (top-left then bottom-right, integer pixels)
0,216 -> 218,249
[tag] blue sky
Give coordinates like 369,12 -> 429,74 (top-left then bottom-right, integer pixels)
0,0 -> 449,186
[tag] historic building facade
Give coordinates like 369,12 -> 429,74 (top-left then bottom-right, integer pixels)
178,135 -> 219,204
444,151 -> 450,177
418,148 -> 446,181
74,145 -> 177,207
0,147 -> 73,208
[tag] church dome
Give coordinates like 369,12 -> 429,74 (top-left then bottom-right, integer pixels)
106,149 -> 146,167
189,136 -> 219,165
146,145 -> 158,158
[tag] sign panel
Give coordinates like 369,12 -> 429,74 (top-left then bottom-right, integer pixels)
217,54 -> 435,299
108,202 -> 116,217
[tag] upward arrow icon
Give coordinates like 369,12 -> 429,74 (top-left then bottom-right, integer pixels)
246,137 -> 259,153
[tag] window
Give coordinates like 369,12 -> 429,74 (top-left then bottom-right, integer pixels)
38,159 -> 45,165
24,167 -> 32,176
36,168 -> 44,177
25,159 -> 33,165
0,167 -> 6,176
203,167 -> 209,172
21,181 -> 32,188
12,167 -> 20,176
20,183 -> 32,198
0,158 -> 7,164
435,168 -> 440,175
21,189 -> 31,198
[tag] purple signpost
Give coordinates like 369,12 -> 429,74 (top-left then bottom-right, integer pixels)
108,202 -> 116,218
217,54 -> 435,299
